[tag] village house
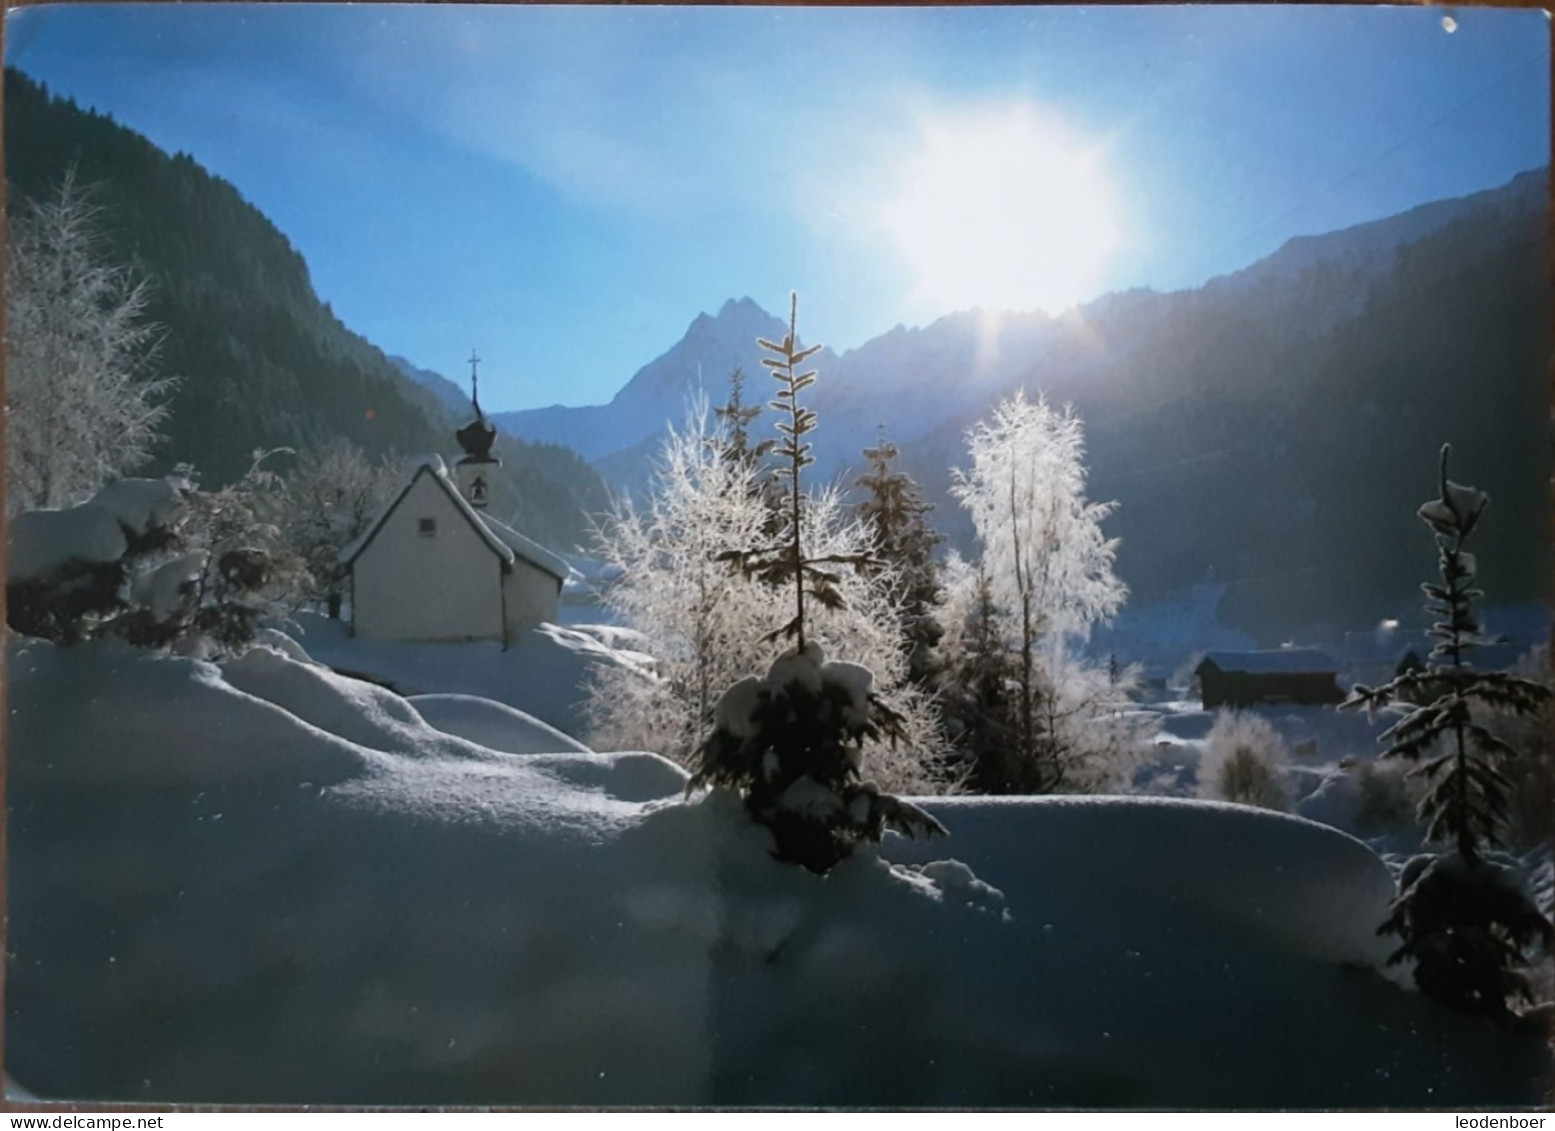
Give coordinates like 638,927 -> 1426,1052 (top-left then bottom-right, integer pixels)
1194,649 -> 1344,709
337,367 -> 568,648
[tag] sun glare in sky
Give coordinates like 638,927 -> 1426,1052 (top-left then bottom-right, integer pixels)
878,103 -> 1124,317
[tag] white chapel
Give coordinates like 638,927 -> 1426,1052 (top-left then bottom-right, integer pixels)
337,358 -> 569,648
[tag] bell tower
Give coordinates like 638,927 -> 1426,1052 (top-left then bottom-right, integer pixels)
453,349 -> 500,509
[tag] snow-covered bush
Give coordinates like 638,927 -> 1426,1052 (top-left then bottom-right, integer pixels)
7,476 -> 187,644
692,641 -> 945,874
1035,650 -> 1151,793
164,453 -> 310,651
7,455 -> 307,656
1353,760 -> 1420,834
1199,711 -> 1289,811
1345,445 -> 1553,1023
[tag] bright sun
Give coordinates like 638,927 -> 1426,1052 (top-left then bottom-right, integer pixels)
878,103 -> 1123,317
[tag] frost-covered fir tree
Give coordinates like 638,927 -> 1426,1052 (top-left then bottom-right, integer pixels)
692,294 -> 946,873
709,365 -> 782,538
856,429 -> 944,687
1344,445 -> 1552,1023
949,390 -> 1135,792
6,171 -> 176,513
711,366 -> 774,475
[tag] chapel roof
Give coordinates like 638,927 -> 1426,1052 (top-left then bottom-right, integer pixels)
337,456 -> 567,582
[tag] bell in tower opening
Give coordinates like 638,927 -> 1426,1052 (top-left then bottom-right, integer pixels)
454,349 -> 501,509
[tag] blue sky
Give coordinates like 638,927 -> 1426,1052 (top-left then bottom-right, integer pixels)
6,4 -> 1548,411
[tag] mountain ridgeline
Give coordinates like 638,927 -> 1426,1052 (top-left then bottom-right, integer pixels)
499,170 -> 1549,646
3,68 -> 609,551
7,62 -> 1544,645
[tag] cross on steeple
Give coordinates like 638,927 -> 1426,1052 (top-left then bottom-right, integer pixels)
468,348 -> 482,410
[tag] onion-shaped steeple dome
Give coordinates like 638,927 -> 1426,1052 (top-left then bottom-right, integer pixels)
453,349 -> 500,508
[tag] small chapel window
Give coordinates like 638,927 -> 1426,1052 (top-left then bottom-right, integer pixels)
418,517 -> 437,537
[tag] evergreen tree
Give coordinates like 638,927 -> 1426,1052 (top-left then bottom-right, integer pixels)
856,428 -> 944,686
936,555 -> 1018,789
709,365 -> 782,536
711,366 -> 773,473
693,294 -> 946,873
1345,444 -> 1552,1022
715,294 -> 867,649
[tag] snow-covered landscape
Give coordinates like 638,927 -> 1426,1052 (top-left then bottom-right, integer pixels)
6,3 -> 1553,1110
5,624 -> 1550,1106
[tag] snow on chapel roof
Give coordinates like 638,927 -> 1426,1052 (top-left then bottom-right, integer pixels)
337,456 -> 566,582
477,511 -> 571,582
1198,649 -> 1339,675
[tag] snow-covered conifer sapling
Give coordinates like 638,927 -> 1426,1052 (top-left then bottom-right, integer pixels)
695,294 -> 946,873
1343,444 -> 1552,1023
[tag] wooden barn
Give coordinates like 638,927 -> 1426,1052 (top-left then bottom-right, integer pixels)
1195,649 -> 1344,709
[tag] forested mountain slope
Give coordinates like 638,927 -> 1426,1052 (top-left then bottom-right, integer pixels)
5,69 -> 610,550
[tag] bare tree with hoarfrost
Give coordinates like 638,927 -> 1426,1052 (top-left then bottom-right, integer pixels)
6,171 -> 175,513
281,440 -> 399,616
584,398 -> 776,764
950,389 -> 1135,792
586,394 -> 947,796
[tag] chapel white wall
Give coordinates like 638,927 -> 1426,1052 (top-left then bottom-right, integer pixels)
502,561 -> 562,637
352,473 -> 503,642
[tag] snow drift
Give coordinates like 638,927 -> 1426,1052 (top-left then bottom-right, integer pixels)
7,637 -> 1548,1107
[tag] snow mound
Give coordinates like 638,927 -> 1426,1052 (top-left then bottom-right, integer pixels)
1156,708 -> 1215,740
907,858 -> 1008,915
8,477 -> 191,583
9,639 -> 1548,1107
220,646 -> 496,762
7,504 -> 128,582
1297,765 -> 1365,830
290,614 -> 631,740
7,639 -> 365,788
409,693 -> 592,754
890,794 -> 1397,969
88,476 -> 189,536
520,751 -> 688,802
250,627 -> 319,666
